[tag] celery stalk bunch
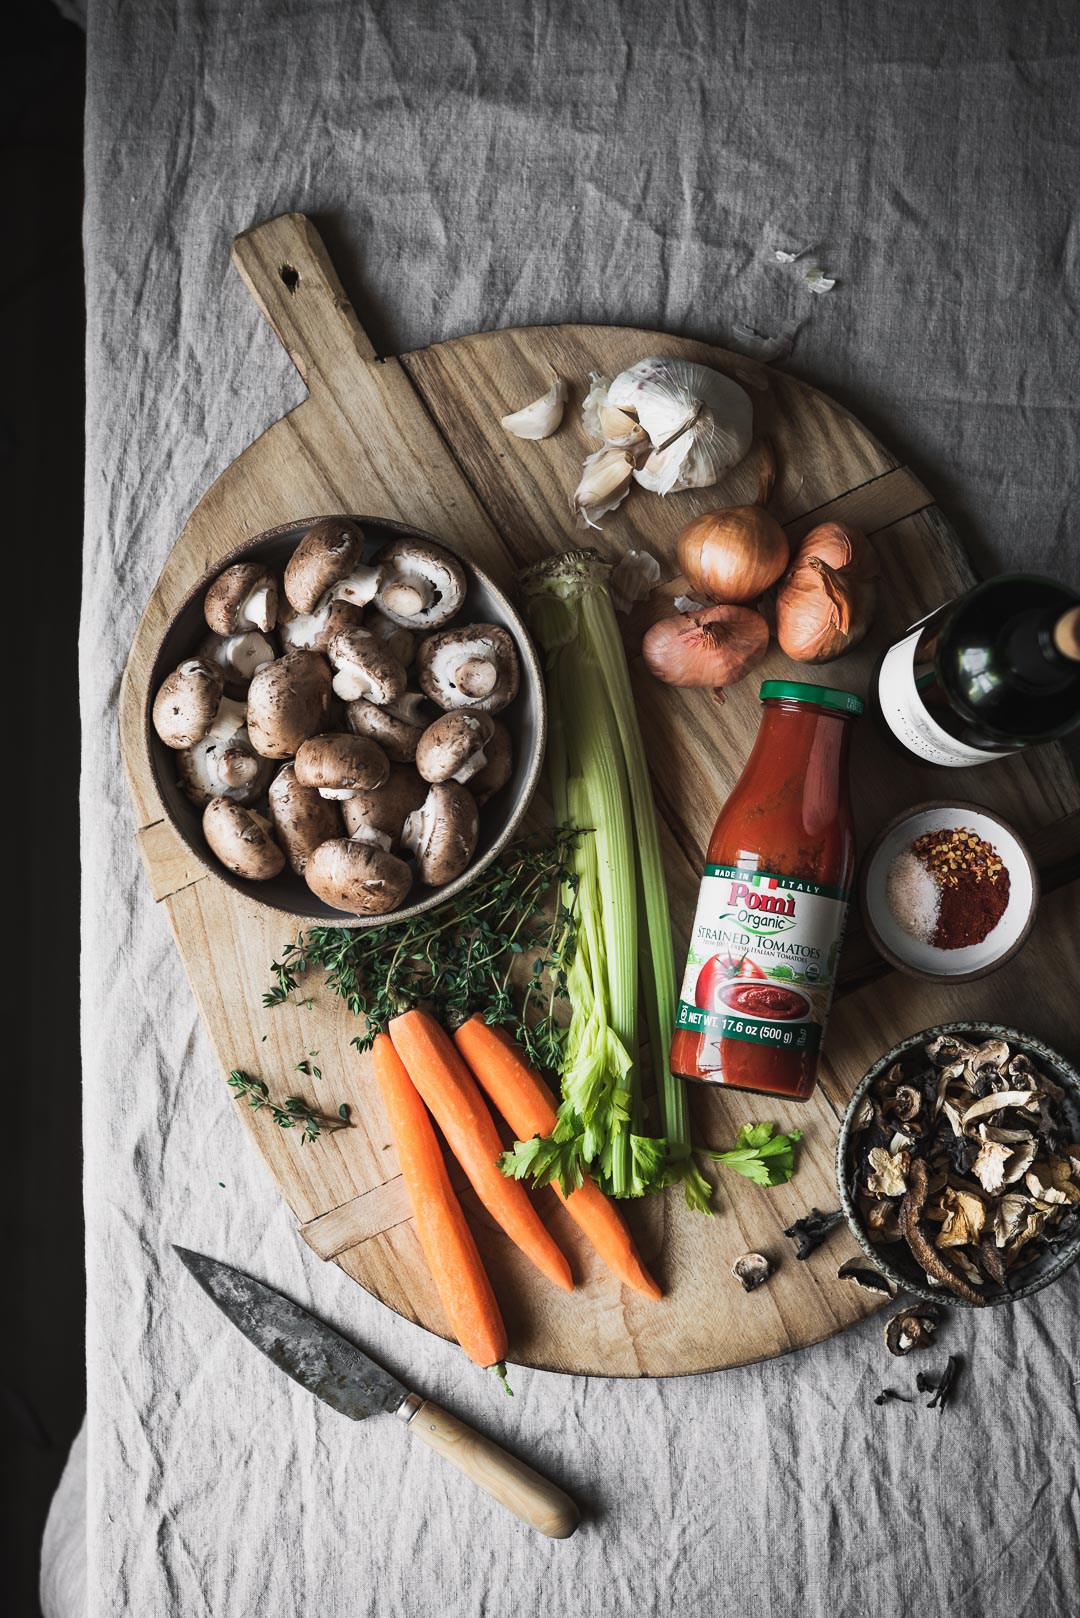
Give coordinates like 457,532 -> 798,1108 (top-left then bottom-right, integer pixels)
503,550 -> 712,1211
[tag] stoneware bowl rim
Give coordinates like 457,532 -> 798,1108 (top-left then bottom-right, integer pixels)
143,514 -> 547,928
858,800 -> 1039,984
835,1020 -> 1080,1309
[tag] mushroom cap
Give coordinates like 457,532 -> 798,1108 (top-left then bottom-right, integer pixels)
328,627 -> 408,705
246,651 -> 333,759
305,839 -> 413,915
197,630 -> 278,697
415,711 -> 495,784
284,518 -> 382,615
372,538 -> 467,630
415,623 -> 520,713
267,763 -> 343,875
177,729 -> 273,808
340,764 -> 427,853
345,694 -> 429,763
294,732 -> 390,798
204,562 -> 279,635
402,781 -> 479,886
278,596 -> 365,653
202,797 -> 286,880
152,657 -> 225,749
468,719 -> 513,806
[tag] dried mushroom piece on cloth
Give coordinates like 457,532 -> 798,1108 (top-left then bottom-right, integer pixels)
850,1034 -> 1080,1303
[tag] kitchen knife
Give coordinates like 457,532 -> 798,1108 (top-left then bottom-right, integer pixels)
173,1245 -> 579,1539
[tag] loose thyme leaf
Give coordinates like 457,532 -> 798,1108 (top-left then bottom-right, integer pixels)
708,1122 -> 802,1187
227,1070 -> 351,1146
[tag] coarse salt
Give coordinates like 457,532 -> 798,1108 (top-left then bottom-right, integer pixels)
886,848 -> 941,943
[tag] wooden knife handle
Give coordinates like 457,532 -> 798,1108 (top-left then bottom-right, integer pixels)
404,1399 -> 579,1539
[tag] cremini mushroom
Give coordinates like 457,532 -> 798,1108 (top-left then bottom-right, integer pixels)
415,712 -> 495,784
373,537 -> 466,630
246,650 -> 333,759
278,596 -> 365,654
177,723 -> 272,808
294,733 -> 389,799
345,691 -> 429,763
416,623 -> 520,713
402,781 -> 479,886
267,763 -> 342,875
198,630 -> 277,696
305,839 -> 413,915
468,719 -> 514,806
340,765 -> 427,853
328,627 -> 408,705
204,562 -> 278,635
152,658 -> 226,749
284,518 -> 383,615
202,797 -> 286,880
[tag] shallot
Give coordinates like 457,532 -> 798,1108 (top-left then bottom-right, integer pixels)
676,441 -> 788,605
775,522 -> 879,662
643,604 -> 770,690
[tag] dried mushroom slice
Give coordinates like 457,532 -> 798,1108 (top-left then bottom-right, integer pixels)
837,1259 -> 896,1297
865,1147 -> 910,1198
885,1301 -> 941,1356
731,1253 -> 771,1291
898,1159 -> 985,1306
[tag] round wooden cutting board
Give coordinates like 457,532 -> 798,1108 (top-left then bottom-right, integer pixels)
119,214 -> 1080,1376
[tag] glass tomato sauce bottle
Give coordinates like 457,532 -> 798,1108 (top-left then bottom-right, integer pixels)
670,681 -> 862,1101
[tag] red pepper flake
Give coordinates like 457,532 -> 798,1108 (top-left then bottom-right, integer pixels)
908,826 -> 1010,949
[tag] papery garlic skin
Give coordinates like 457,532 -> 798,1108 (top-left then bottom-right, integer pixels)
607,357 -> 753,495
609,549 -> 661,613
500,373 -> 568,440
570,446 -> 635,529
581,372 -> 613,439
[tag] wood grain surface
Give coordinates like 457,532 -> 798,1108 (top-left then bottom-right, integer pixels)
119,213 -> 1080,1376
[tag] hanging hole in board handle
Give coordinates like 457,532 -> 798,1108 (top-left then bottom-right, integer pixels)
280,264 -> 300,294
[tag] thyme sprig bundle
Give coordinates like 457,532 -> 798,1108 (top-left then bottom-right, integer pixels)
228,1070 -> 351,1146
264,829 -> 581,1065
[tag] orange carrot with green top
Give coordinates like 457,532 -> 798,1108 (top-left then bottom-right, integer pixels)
372,1033 -> 510,1376
452,1015 -> 662,1301
388,1010 -> 574,1293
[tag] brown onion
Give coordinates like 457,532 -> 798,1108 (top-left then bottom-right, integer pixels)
775,521 -> 879,662
676,440 -> 789,604
643,604 -> 770,689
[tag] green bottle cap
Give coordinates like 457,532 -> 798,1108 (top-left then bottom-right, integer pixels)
759,680 -> 865,715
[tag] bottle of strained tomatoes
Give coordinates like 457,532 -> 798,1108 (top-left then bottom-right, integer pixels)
670,681 -> 862,1101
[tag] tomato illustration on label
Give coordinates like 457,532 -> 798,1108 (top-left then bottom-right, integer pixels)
695,951 -> 767,1012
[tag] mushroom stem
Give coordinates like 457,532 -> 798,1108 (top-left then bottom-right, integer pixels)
380,577 -> 432,618
454,657 -> 498,699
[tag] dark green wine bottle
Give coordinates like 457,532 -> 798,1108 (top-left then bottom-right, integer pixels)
873,574 -> 1080,766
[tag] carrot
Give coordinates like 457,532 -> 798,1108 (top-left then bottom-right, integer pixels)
452,1016 -> 662,1302
371,1033 -> 509,1373
388,1010 -> 574,1293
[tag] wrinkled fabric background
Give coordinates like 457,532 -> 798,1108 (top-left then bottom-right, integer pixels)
48,1 -> 1080,1614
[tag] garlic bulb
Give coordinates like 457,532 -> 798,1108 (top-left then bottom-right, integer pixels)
500,372 -> 568,440
606,357 -> 753,494
571,446 -> 635,529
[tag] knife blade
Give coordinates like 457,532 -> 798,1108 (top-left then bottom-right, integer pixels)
173,1246 -> 578,1539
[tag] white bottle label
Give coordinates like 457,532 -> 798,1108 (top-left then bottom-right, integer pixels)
877,624 -> 1015,766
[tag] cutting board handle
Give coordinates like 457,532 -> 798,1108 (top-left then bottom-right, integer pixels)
231,212 -> 378,389
405,1398 -> 579,1539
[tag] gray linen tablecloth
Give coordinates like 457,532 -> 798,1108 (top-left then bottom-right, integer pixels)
48,1 -> 1080,1613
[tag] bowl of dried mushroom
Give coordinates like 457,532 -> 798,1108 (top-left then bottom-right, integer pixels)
837,1023 -> 1080,1307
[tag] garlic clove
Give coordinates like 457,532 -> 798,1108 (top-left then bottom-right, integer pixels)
607,357 -> 753,488
500,372 -> 568,440
598,403 -> 649,452
634,432 -> 694,495
570,446 -> 635,529
581,371 -> 613,439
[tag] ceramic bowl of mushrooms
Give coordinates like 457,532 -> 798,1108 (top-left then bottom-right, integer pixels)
837,1022 -> 1080,1308
147,516 -> 545,922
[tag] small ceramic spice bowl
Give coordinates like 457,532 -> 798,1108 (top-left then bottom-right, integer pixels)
859,802 -> 1039,982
